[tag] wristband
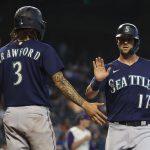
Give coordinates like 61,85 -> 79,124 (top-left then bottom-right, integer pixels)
90,79 -> 101,91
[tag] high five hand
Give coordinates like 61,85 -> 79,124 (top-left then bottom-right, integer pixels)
93,57 -> 111,81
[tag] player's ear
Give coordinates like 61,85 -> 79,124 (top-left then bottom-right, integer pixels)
116,38 -> 119,45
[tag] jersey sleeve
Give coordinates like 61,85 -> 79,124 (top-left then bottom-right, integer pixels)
66,131 -> 74,149
43,45 -> 64,76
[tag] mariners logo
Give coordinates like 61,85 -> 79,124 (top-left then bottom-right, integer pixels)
125,26 -> 130,33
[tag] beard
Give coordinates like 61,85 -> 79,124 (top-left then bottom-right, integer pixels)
119,48 -> 134,58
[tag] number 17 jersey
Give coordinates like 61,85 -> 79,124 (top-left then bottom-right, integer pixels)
94,58 -> 150,121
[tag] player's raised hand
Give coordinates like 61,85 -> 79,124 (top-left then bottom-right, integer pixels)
93,57 -> 111,81
82,101 -> 107,125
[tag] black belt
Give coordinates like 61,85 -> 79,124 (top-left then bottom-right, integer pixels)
111,121 -> 150,126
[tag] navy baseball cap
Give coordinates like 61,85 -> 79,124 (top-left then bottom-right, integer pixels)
75,111 -> 90,124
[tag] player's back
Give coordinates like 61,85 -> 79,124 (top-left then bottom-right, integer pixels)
0,39 -> 64,107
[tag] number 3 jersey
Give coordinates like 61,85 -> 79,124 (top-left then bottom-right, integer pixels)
0,40 -> 64,107
91,58 -> 150,122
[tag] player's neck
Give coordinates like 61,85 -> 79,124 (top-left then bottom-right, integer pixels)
118,54 -> 139,66
77,125 -> 86,131
17,36 -> 31,42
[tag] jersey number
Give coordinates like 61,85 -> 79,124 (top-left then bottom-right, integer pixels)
13,61 -> 22,85
138,94 -> 150,109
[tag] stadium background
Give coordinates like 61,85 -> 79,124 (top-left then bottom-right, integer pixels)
0,0 -> 150,149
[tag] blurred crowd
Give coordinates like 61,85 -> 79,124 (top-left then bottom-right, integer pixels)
0,41 -> 108,150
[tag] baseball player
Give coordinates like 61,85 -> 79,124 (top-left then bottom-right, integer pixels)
85,23 -> 150,150
65,111 -> 93,150
0,6 -> 106,150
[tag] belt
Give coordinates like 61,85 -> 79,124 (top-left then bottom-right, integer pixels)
112,121 -> 150,127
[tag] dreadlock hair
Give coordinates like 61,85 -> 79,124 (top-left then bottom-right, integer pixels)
10,28 -> 41,43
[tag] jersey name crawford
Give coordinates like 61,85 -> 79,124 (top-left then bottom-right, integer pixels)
0,47 -> 41,63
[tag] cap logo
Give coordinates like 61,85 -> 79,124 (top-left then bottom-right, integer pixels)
125,26 -> 130,33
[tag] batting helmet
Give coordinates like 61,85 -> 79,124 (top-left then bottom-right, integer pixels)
116,23 -> 140,54
13,6 -> 46,40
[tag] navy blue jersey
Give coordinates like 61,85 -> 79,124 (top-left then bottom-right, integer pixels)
91,58 -> 150,121
0,40 -> 64,107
